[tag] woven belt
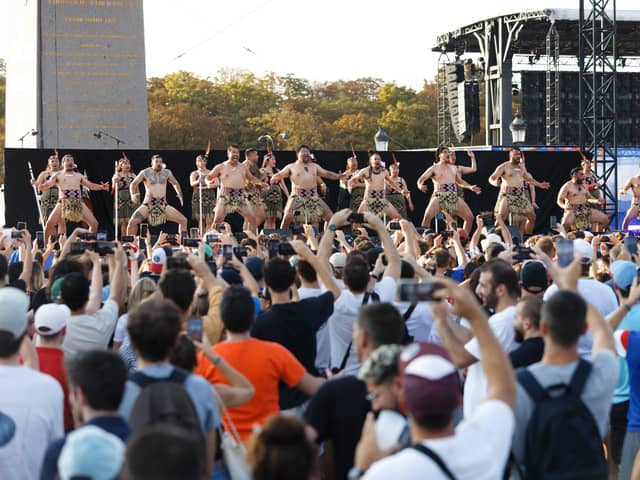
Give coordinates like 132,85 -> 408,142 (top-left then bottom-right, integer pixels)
368,190 -> 385,199
293,188 -> 318,198
222,188 -> 244,196
62,189 -> 82,199
146,197 -> 166,207
503,186 -> 525,196
436,184 -> 457,193
572,203 -> 590,213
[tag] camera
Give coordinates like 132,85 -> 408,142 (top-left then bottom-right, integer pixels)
69,242 -> 95,254
348,213 -> 365,224
95,241 -> 115,256
79,232 -> 97,241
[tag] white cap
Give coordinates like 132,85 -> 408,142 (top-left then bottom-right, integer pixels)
481,233 -> 504,252
35,304 -> 70,336
573,238 -> 593,263
330,252 -> 347,268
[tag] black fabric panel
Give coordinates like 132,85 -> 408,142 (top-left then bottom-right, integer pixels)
4,148 -> 581,236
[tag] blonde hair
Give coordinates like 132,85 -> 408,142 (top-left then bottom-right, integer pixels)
128,278 -> 157,311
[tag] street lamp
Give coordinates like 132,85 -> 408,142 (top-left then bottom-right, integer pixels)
374,126 -> 390,152
509,112 -> 527,145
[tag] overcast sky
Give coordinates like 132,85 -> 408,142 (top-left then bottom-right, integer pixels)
0,0 -> 636,89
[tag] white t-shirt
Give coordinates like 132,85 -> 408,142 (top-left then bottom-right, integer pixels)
544,279 -> 618,357
298,286 -> 331,370
0,365 -> 64,480
113,313 -> 129,343
62,299 -> 120,356
329,276 -> 397,375
463,305 -> 517,419
393,301 -> 434,342
364,400 -> 515,480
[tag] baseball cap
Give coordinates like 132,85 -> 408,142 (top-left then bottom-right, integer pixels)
481,233 -> 504,252
573,238 -> 593,264
35,304 -> 71,336
457,228 -> 469,243
398,343 -> 460,421
611,260 -> 637,290
0,287 -> 30,340
150,247 -> 172,274
329,252 -> 347,269
244,256 -> 265,281
58,425 -> 125,480
220,268 -> 243,285
520,260 -> 549,294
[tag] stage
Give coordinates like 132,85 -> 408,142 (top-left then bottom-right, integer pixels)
4,148 -> 582,237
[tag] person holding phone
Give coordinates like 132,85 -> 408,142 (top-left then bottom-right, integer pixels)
127,155 -> 187,236
270,145 -> 346,228
112,157 -> 138,239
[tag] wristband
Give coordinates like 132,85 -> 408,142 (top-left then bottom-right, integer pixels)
624,303 -> 632,312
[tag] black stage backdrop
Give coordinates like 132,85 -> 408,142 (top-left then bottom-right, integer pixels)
4,148 -> 581,237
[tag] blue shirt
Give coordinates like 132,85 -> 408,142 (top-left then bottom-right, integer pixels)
624,331 -> 640,431
40,416 -> 131,480
118,363 -> 221,433
614,306 -> 640,404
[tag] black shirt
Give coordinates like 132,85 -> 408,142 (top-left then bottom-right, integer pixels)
251,291 -> 334,409
304,376 -> 370,480
510,337 -> 545,368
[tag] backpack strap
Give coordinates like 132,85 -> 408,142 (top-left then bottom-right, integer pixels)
129,367 -> 189,389
336,291 -> 380,371
412,444 -> 456,480
516,368 -> 548,403
568,358 -> 592,397
403,303 -> 417,321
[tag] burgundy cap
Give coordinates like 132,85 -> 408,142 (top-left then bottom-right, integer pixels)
398,343 -> 461,420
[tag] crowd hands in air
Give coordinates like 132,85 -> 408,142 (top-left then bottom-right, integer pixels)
3,143 -> 640,480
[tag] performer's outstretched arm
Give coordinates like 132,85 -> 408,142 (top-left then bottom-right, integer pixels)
316,165 -> 342,181
557,183 -> 569,209
457,149 -> 477,175
488,165 -> 503,187
270,164 -> 291,184
80,176 -> 109,191
416,166 -> 434,191
523,171 -> 550,189
39,172 -> 59,192
129,171 -> 145,203
167,171 -> 184,206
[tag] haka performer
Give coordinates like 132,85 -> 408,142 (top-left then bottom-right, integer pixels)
127,155 -> 187,235
581,158 -> 606,232
270,145 -> 345,228
243,148 -> 266,230
557,167 -> 609,231
207,145 -> 264,231
349,153 -> 405,219
260,153 -> 289,230
40,154 -> 109,239
418,146 -> 480,232
489,148 -> 550,235
32,153 -> 65,233
449,148 -> 477,199
112,157 -> 137,238
337,156 -> 360,210
386,162 -> 414,218
620,169 -> 640,230
190,154 -> 218,234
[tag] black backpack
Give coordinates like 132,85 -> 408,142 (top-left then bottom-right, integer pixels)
517,359 -> 608,480
128,367 -> 202,435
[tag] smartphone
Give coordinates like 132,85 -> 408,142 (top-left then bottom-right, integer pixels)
233,246 -> 248,257
166,234 -> 179,244
16,221 -> 26,230
186,318 -> 203,342
348,212 -> 365,224
95,240 -> 115,256
550,215 -> 558,231
557,238 -> 574,267
389,222 -> 401,230
181,231 -> 188,242
69,242 -> 94,254
121,235 -> 135,243
182,238 -> 200,248
10,231 -> 23,239
97,231 -> 107,241
205,234 -> 219,244
140,223 -> 149,237
190,228 -> 199,238
79,232 -> 97,241
625,236 -> 638,256
216,223 -> 226,231
398,281 -> 445,302
267,239 -> 279,259
222,244 -> 233,263
515,246 -> 534,262
277,243 -> 295,256
36,231 -> 45,249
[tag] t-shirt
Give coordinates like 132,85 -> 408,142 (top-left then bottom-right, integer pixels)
118,363 -> 221,433
35,347 -> 73,431
0,365 -> 64,480
40,416 -> 131,480
615,331 -> 640,431
304,376 -> 370,480
113,313 -> 129,344
363,400 -> 515,480
512,350 -> 618,463
612,306 -> 640,404
252,291 -> 334,409
298,287 -> 331,370
329,276 -> 397,375
509,337 -> 545,369
194,338 -> 306,441
62,299 -> 119,356
544,279 -> 618,357
393,301 -> 434,342
463,305 -> 517,418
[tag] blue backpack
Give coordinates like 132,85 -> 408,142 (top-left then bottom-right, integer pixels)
517,359 -> 608,480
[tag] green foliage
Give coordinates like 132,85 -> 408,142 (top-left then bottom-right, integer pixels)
147,69 -> 439,151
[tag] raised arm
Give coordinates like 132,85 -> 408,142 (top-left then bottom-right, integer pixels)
129,170 -> 145,203
457,149 -> 477,175
167,170 -> 184,206
556,183 -> 570,209
348,168 -> 368,188
364,212 -> 401,279
39,172 -> 59,192
270,164 -> 292,184
417,166 -> 434,191
489,164 -> 504,187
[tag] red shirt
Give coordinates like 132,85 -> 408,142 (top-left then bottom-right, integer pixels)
36,346 -> 74,431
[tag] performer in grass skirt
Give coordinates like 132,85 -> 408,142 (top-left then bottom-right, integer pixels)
190,154 -> 218,234
385,163 -> 413,219
260,153 -> 289,230
112,157 -> 137,238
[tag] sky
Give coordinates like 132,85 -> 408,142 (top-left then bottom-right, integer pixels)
0,0 -> 637,89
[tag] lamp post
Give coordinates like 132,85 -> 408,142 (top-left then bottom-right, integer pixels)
509,112 -> 527,145
374,126 -> 390,152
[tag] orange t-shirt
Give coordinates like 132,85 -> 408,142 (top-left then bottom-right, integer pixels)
194,338 -> 306,441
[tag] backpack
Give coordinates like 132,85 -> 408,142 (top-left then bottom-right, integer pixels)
128,367 -> 202,435
517,359 -> 608,480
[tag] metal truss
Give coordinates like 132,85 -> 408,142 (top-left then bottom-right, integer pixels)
437,51 -> 452,146
546,22 -> 560,145
579,0 -> 618,228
